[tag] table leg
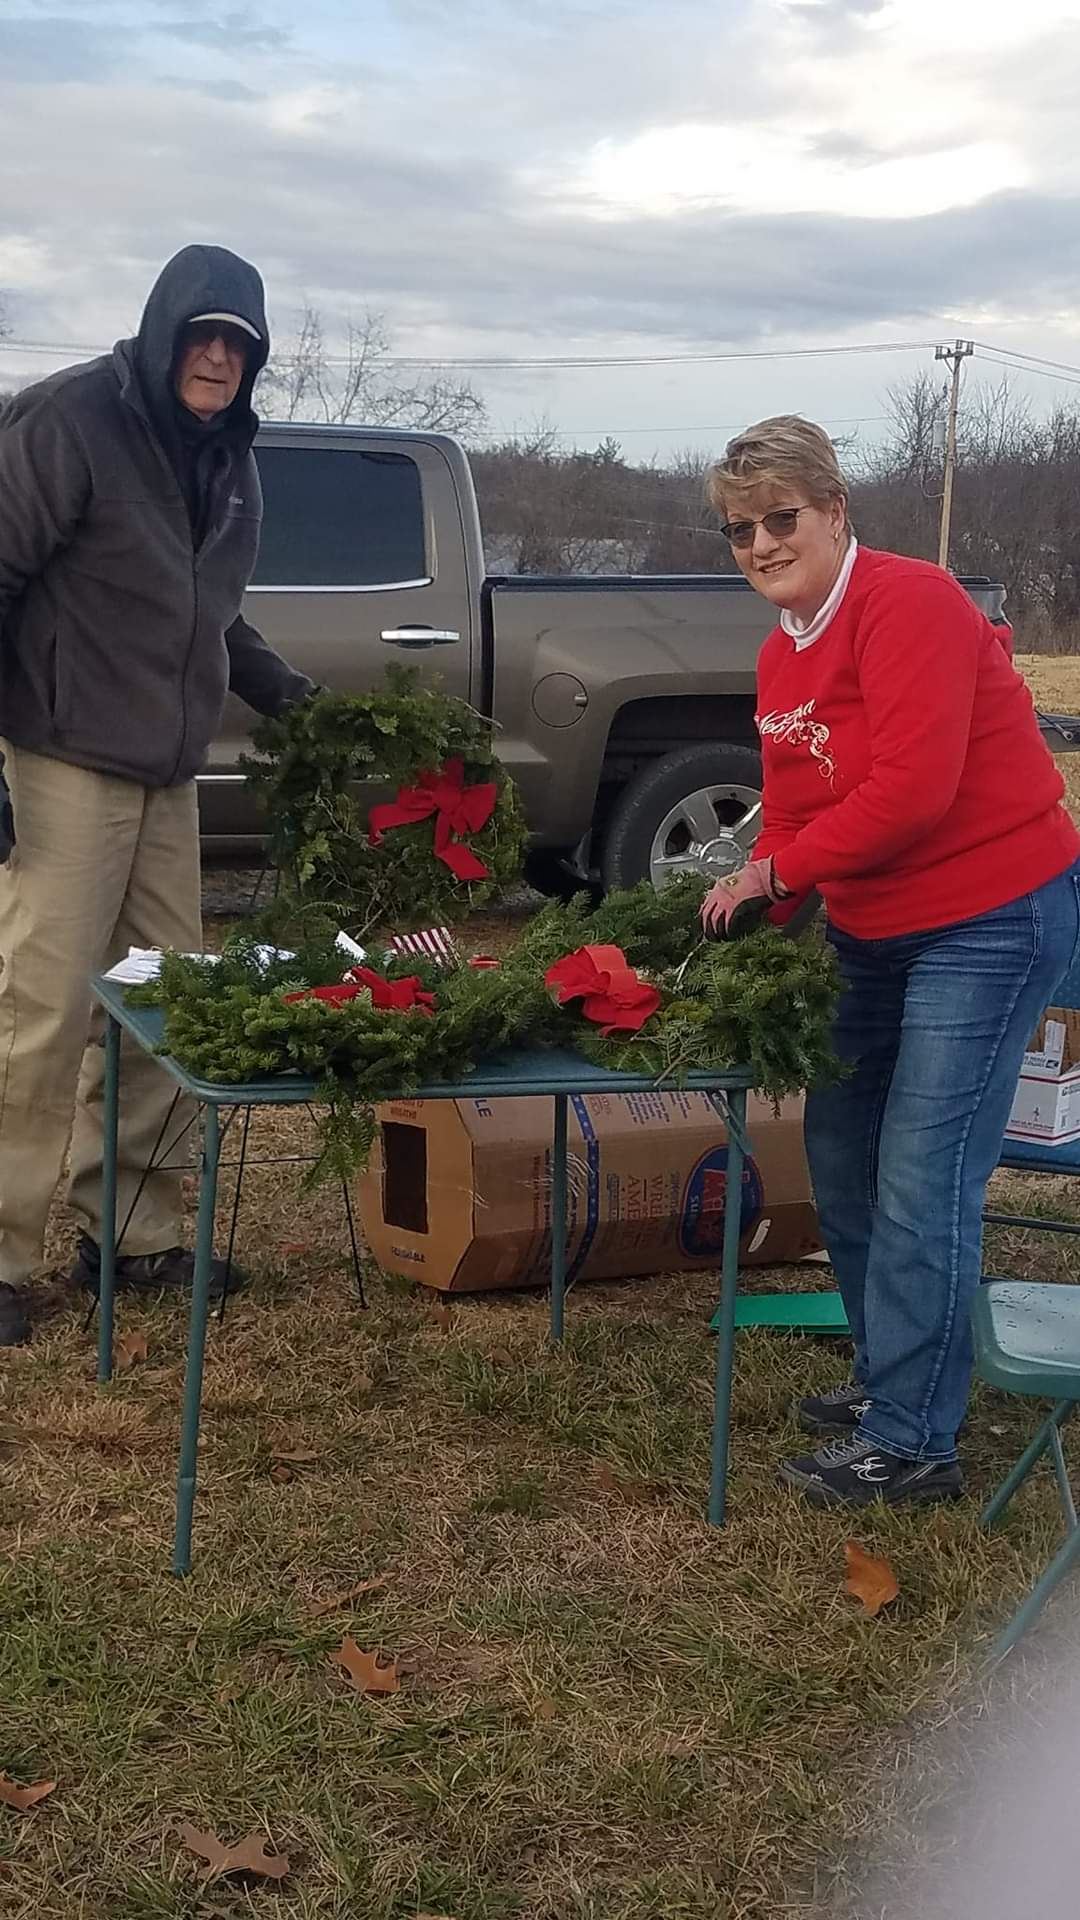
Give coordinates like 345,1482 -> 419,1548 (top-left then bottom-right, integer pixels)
96,1015 -> 122,1384
173,1102 -> 220,1577
709,1088 -> 748,1527
549,1093 -> 569,1343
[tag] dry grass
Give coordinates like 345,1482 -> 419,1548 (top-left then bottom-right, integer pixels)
2,1142 -> 1076,1920
3,667 -> 1080,1917
1017,653 -> 1080,819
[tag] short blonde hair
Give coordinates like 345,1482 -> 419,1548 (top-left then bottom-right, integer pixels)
706,415 -> 852,533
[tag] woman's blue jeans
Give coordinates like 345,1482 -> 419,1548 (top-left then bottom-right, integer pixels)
805,863 -> 1080,1462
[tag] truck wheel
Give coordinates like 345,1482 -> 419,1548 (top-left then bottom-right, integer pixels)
600,743 -> 821,932
600,744 -> 765,892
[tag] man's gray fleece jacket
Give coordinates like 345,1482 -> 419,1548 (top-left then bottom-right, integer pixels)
0,245 -> 312,787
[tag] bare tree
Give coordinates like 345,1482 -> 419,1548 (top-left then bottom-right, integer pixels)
849,369 -> 1080,647
264,305 -> 487,439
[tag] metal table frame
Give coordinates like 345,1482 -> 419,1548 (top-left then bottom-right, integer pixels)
91,977 -> 752,1573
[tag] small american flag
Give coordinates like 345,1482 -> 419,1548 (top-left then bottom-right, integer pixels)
387,926 -> 460,969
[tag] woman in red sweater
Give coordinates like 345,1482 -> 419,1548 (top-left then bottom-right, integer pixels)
703,416 -> 1080,1510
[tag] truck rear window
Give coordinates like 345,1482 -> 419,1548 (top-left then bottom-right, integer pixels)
251,446 -> 428,588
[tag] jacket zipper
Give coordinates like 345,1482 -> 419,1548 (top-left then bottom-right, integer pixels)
168,453 -> 234,784
166,551 -> 200,786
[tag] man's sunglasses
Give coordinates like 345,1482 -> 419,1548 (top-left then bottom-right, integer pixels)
720,505 -> 812,549
185,320 -> 254,355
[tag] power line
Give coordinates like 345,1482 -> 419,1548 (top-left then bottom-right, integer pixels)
6,329 -> 1080,382
975,352 -> 1080,391
0,334 -> 943,369
972,341 -> 1080,382
469,412 -> 890,439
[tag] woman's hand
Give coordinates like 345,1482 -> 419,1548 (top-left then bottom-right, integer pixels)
701,858 -> 789,936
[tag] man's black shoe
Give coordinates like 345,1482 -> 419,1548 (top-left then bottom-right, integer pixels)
779,1433 -> 964,1509
797,1382 -> 872,1437
70,1233 -> 245,1301
0,1283 -> 30,1346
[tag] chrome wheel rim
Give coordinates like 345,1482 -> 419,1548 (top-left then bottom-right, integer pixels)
649,783 -> 762,889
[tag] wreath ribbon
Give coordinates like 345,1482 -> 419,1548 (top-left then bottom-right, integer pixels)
545,944 -> 661,1035
367,757 -> 498,883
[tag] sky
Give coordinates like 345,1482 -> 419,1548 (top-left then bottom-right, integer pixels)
4,0 -> 1080,462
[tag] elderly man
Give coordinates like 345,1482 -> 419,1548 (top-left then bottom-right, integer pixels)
0,244 -> 313,1343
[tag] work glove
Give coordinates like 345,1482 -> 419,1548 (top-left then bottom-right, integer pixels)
0,753 -> 15,865
701,857 -> 790,939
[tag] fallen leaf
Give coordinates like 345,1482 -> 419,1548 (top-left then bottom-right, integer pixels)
429,1301 -> 453,1332
489,1346 -> 514,1368
178,1823 -> 290,1885
269,1464 -> 294,1485
534,1696 -> 558,1723
270,1445 -> 321,1466
329,1635 -> 400,1694
0,1775 -> 56,1813
310,1577 -> 387,1618
594,1461 -> 657,1503
116,1330 -> 148,1370
843,1541 -> 900,1617
278,1241 -> 311,1259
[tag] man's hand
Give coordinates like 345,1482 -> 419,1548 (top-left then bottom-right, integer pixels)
701,858 -> 788,937
0,753 -> 15,864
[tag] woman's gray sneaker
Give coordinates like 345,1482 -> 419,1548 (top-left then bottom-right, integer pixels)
779,1433 -> 964,1509
797,1382 -> 872,1436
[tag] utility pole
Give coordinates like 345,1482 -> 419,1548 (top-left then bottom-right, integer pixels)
934,339 -> 974,569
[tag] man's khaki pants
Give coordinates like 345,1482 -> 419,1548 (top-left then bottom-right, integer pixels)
0,742 -> 202,1286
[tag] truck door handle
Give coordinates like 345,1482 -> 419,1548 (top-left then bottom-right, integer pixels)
380,626 -> 460,648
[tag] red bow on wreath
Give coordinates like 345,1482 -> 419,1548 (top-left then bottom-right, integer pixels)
367,757 -> 498,883
545,944 -> 661,1036
283,967 -> 435,1016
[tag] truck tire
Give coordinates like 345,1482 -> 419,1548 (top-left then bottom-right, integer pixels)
600,743 -> 766,892
600,742 -> 821,931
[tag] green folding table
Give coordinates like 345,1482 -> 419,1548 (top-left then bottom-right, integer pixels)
91,975 -> 754,1574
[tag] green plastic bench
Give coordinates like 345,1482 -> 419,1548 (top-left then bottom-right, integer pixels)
973,1280 -> 1080,1657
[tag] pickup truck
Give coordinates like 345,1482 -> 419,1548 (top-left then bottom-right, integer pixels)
204,423 -> 1011,897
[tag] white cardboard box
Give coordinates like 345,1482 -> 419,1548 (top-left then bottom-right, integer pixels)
1006,1069 -> 1080,1145
1020,1016 -> 1073,1082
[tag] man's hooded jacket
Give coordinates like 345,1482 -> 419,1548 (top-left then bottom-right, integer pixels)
0,245 -> 312,786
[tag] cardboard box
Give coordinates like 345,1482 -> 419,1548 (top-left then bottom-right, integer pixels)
1019,1007 -> 1080,1081
357,1090 -> 821,1293
1006,1074 -> 1080,1145
1006,1006 -> 1080,1144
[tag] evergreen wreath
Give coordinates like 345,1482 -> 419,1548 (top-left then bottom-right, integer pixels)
242,667 -> 527,937
130,880 -> 841,1183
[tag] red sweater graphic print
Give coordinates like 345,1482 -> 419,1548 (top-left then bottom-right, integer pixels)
754,547 -> 1079,939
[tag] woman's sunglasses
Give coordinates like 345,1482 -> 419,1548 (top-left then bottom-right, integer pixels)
720,506 -> 812,549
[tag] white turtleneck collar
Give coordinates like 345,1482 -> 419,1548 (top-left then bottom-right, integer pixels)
780,538 -> 859,652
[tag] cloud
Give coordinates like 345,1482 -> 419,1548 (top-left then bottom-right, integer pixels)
785,0 -> 887,25
160,10 -> 289,52
0,60 -> 1074,357
1,0 -> 1079,426
187,77 -> 263,99
0,15 -> 125,83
